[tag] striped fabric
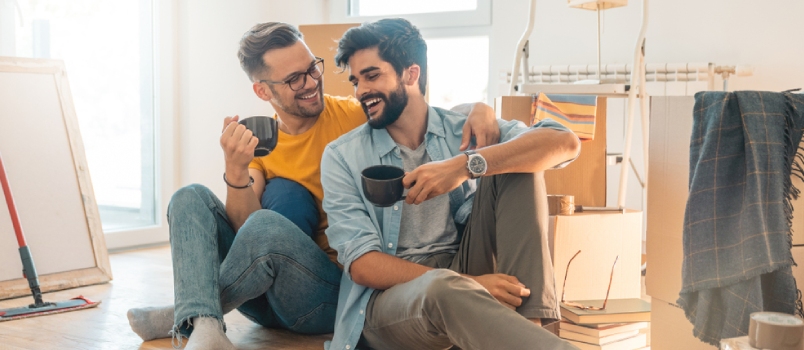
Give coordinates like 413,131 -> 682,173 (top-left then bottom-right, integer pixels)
531,93 -> 597,141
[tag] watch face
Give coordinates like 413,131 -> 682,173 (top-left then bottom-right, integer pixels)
469,156 -> 486,174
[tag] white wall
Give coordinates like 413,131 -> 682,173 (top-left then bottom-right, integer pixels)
489,0 -> 804,97
176,0 -> 804,199
176,0 -> 321,197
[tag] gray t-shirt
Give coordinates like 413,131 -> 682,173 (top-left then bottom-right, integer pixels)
395,142 -> 460,263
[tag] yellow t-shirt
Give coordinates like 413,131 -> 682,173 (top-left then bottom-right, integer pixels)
249,94 -> 366,266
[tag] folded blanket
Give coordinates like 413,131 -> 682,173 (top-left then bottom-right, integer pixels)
679,91 -> 804,345
531,93 -> 597,141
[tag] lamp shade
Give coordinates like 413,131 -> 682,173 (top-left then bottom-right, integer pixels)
568,0 -> 627,10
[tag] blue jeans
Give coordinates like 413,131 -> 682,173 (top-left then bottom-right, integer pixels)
167,179 -> 341,337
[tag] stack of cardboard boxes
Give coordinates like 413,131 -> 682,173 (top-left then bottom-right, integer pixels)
646,96 -> 804,349
496,96 -> 645,337
645,96 -> 709,350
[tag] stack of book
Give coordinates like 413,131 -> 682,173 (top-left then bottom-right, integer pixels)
559,298 -> 651,350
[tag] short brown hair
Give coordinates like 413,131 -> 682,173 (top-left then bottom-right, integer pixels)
238,22 -> 303,82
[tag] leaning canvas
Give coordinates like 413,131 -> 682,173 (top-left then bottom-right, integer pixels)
0,57 -> 112,300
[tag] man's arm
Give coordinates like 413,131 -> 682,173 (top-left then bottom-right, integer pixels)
349,251 -> 529,310
349,252 -> 432,289
451,102 -> 500,150
220,115 -> 264,231
403,120 -> 580,205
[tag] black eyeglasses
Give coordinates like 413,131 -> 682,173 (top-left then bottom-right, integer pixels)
560,250 -> 618,311
260,57 -> 324,92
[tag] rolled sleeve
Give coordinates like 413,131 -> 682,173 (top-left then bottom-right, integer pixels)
321,146 -> 383,279
497,117 -> 580,169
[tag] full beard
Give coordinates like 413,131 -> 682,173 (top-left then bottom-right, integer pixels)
362,83 -> 408,130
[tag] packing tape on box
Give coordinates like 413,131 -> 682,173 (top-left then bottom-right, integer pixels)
748,312 -> 804,350
547,195 -> 575,215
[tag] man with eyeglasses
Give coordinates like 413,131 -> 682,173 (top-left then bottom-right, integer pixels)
126,22 -> 499,350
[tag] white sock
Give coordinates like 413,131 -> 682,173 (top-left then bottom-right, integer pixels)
184,317 -> 236,350
127,305 -> 174,341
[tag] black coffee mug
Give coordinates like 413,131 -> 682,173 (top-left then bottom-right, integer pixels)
239,116 -> 278,157
361,165 -> 407,207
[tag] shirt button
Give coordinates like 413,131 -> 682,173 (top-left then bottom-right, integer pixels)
359,309 -> 364,314
393,205 -> 399,210
388,243 -> 393,248
346,346 -> 351,350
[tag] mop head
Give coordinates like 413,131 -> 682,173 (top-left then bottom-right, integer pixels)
0,296 -> 101,322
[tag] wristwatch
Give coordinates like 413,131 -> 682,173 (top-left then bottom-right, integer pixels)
464,150 -> 487,179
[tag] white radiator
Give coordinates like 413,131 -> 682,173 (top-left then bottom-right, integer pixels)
505,62 -> 752,95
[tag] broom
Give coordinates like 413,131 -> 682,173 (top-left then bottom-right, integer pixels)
0,152 -> 100,321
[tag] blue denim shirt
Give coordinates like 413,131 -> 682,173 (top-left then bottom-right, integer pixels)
320,106 -> 572,350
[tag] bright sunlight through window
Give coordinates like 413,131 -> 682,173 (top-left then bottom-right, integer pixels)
351,0 -> 477,16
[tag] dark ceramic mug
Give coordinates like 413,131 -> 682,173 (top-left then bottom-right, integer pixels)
239,116 -> 278,157
361,165 -> 407,207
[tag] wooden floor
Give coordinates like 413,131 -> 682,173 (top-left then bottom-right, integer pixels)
0,245 -> 331,350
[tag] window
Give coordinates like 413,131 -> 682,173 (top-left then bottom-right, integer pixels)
350,0 -> 477,16
330,0 -> 492,105
2,0 -> 170,247
426,36 -> 489,108
330,0 -> 491,28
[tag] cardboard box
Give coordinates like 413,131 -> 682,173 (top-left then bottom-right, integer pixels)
646,96 -> 804,303
496,96 -> 607,207
644,97 -> 695,303
299,24 -> 359,98
495,96 -> 532,125
651,298 -> 713,350
793,246 -> 804,284
793,175 -> 804,246
548,210 -> 643,301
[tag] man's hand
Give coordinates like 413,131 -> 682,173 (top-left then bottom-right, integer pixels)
220,115 -> 258,175
402,156 -> 469,205
469,274 -> 531,310
460,102 -> 500,151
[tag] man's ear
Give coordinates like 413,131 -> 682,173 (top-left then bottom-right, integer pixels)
405,64 -> 421,87
253,81 -> 273,101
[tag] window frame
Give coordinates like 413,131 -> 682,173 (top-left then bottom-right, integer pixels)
328,0 -> 492,29
1,0 -> 175,249
419,26 -> 493,105
103,0 -> 176,250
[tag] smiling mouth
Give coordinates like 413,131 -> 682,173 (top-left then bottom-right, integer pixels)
362,97 -> 382,116
297,89 -> 319,101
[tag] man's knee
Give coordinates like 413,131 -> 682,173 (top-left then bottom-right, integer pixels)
237,210 -> 312,254
421,269 -> 469,303
168,184 -> 214,217
262,178 -> 319,238
494,172 -> 543,192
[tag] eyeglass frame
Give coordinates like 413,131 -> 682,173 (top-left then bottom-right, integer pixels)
560,249 -> 619,311
259,57 -> 324,92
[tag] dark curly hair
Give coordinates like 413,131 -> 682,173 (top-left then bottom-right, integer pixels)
335,18 -> 428,95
